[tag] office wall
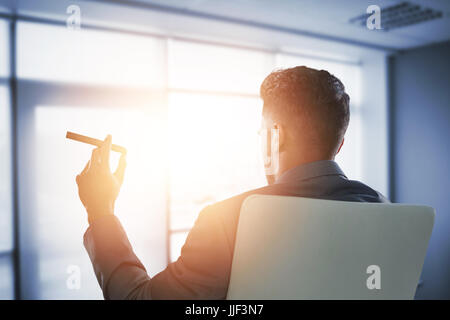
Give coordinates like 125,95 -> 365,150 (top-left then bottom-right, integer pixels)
390,41 -> 450,299
360,53 -> 389,196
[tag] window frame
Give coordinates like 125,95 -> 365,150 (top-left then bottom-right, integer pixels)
0,17 -> 16,300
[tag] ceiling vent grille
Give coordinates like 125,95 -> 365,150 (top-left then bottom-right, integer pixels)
349,1 -> 443,31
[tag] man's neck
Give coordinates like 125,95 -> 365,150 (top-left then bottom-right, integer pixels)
275,153 -> 334,182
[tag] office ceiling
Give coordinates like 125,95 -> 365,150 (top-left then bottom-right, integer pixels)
119,0 -> 450,50
2,0 -> 449,51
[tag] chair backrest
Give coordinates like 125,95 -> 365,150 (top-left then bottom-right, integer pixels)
227,195 -> 434,300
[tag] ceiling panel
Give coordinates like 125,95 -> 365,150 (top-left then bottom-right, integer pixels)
128,0 -> 450,49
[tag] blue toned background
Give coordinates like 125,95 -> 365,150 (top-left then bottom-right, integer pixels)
390,42 -> 450,299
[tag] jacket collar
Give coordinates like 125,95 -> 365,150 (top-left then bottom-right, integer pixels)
275,160 -> 347,185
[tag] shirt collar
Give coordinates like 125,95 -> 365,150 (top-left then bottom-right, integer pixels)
275,160 -> 347,185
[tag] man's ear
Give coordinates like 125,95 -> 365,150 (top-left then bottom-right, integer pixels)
336,138 -> 344,155
276,124 -> 285,151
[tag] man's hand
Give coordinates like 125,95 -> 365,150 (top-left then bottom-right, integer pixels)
76,135 -> 126,224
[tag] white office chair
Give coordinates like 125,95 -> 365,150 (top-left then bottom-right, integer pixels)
227,195 -> 434,300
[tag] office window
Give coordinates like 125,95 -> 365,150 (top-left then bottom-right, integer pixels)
168,93 -> 265,230
0,18 -> 14,300
170,231 -> 189,263
167,40 -> 272,260
0,86 -> 14,300
0,256 -> 14,299
168,93 -> 265,260
0,19 -> 9,78
0,85 -> 13,252
17,22 -> 166,88
16,21 -> 168,298
16,101 -> 167,299
168,40 -> 273,94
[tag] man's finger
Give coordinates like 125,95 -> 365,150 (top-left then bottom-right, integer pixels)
100,135 -> 112,172
80,160 -> 91,175
114,153 -> 127,185
90,147 -> 101,169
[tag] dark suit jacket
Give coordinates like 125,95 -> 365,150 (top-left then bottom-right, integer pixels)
84,160 -> 388,299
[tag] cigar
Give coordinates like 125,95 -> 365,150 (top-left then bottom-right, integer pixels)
66,131 -> 127,154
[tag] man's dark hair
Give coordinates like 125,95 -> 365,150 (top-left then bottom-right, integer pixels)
260,66 -> 350,154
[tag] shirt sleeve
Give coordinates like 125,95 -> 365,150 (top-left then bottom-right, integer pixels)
83,205 -> 233,299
